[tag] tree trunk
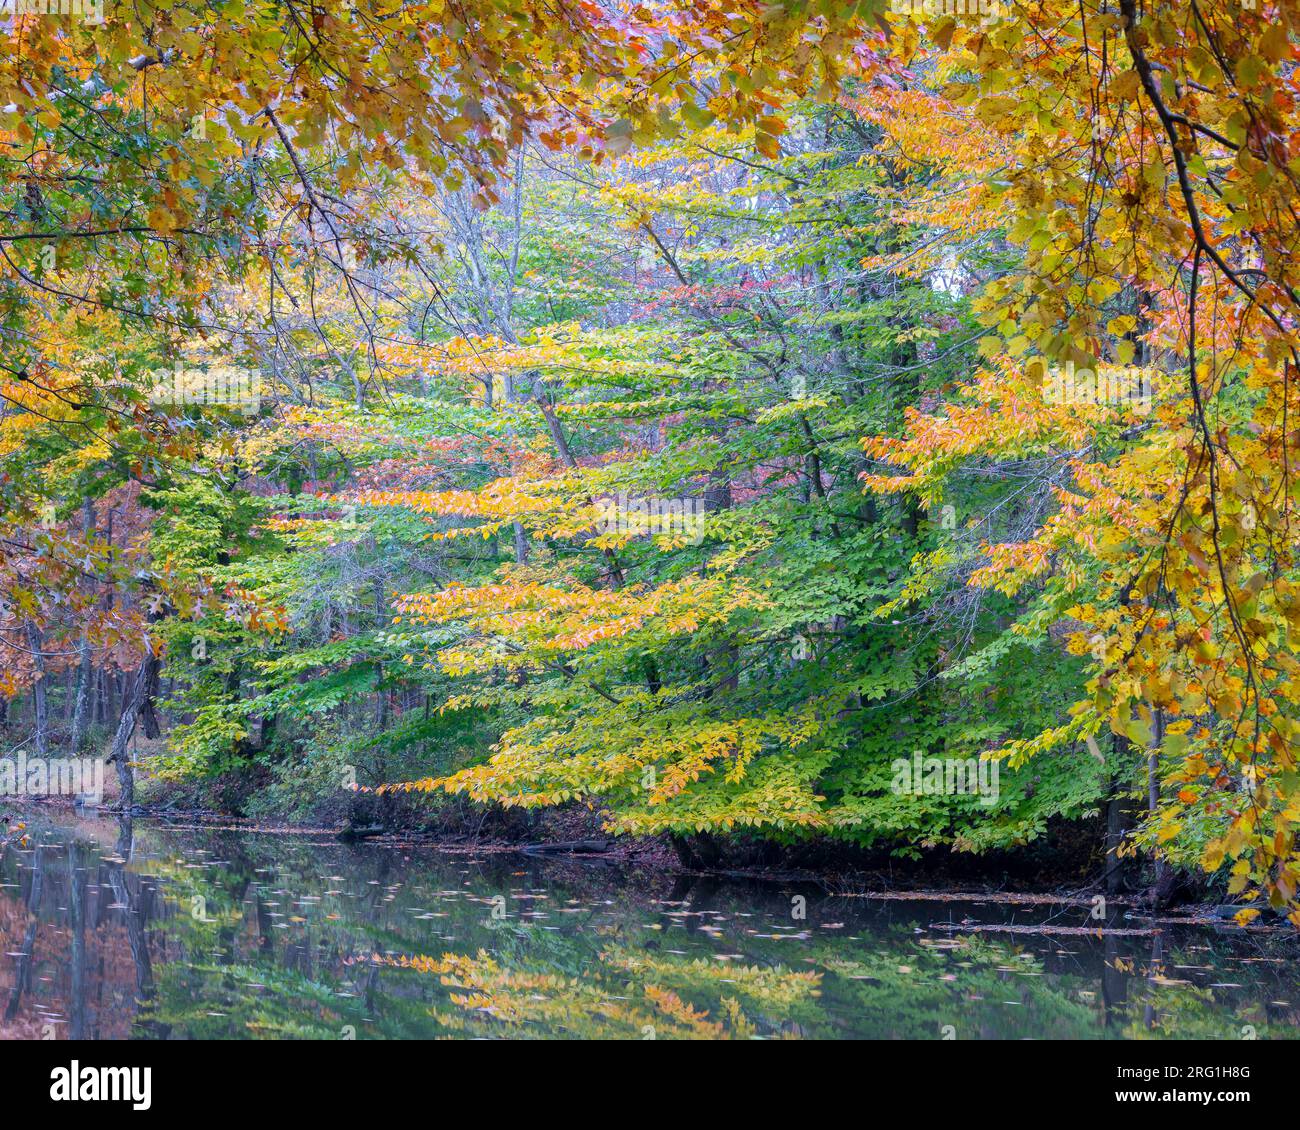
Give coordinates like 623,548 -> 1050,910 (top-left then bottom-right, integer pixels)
1148,708 -> 1174,905
703,471 -> 739,693
106,644 -> 161,810
138,658 -> 162,740
70,493 -> 94,752
1104,732 -> 1135,895
374,577 -> 388,732
69,639 -> 92,754
26,621 -> 48,757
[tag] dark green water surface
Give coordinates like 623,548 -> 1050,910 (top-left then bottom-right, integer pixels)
1,813 -> 1296,1039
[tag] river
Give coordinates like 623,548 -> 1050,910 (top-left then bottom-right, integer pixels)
1,812 -> 1297,1039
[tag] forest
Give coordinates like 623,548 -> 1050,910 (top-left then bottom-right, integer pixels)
2,0 -> 1300,943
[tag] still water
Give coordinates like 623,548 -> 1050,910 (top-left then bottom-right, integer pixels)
1,813 -> 1297,1039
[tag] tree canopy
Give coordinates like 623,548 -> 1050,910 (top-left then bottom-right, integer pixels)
3,0 -> 1300,922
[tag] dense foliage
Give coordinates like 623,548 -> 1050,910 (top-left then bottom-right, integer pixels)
3,1 -> 1300,918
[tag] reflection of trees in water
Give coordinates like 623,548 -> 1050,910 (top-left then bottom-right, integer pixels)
0,818 -> 159,1037
1108,928 -> 1300,1040
3,841 -> 42,1025
353,947 -> 821,1039
1102,929 -> 1126,1030
3,819 -> 1299,1040
69,841 -> 85,1040
103,818 -> 155,1011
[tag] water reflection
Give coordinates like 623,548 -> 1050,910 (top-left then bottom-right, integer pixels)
0,814 -> 1297,1040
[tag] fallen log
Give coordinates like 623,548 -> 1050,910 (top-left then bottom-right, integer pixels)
929,922 -> 1156,936
518,839 -> 612,854
337,824 -> 385,842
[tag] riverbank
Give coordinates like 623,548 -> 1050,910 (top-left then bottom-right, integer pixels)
4,788 -> 1269,932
